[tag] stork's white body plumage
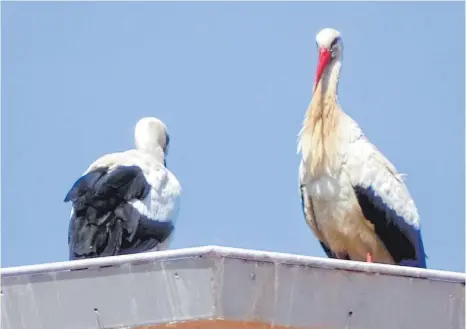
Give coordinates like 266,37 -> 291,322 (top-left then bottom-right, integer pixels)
65,117 -> 181,259
298,28 -> 426,267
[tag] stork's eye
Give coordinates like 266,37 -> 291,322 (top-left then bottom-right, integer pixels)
330,38 -> 340,58
330,37 -> 340,50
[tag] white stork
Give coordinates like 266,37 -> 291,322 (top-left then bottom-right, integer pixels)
65,117 -> 181,260
297,28 -> 426,268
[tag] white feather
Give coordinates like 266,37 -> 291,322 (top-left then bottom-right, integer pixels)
342,114 -> 420,228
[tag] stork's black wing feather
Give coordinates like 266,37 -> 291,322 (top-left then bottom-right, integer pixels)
354,185 -> 426,268
65,165 -> 173,260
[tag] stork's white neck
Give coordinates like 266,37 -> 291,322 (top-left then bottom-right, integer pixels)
135,133 -> 166,164
137,144 -> 166,164
298,59 -> 343,179
315,59 -> 342,101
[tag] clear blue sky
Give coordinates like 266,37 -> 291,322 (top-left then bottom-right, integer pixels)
2,2 -> 464,272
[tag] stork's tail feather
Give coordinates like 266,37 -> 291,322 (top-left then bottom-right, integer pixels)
68,212 -> 125,259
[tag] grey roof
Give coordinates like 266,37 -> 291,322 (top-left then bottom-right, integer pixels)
1,245 -> 465,329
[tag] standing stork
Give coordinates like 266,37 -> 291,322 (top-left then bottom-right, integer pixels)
65,117 -> 181,260
297,28 -> 426,268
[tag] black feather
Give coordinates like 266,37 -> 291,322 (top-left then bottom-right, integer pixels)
354,185 -> 425,267
65,165 -> 171,260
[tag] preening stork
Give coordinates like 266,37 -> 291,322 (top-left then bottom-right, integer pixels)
297,28 -> 426,268
65,117 -> 181,260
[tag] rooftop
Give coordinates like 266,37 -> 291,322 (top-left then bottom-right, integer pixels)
1,245 -> 465,329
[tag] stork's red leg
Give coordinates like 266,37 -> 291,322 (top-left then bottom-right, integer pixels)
366,252 -> 373,263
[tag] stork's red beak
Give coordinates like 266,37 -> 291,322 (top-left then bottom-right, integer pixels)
314,47 -> 331,92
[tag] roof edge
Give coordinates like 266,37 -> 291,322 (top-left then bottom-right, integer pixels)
208,245 -> 466,283
1,245 -> 465,284
0,245 -> 216,277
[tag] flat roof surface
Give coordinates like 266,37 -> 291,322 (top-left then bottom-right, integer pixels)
1,245 -> 465,329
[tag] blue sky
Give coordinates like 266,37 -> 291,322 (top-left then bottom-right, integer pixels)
1,2 -> 464,272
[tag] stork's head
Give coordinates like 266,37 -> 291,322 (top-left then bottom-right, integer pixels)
314,28 -> 343,90
134,117 -> 171,161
